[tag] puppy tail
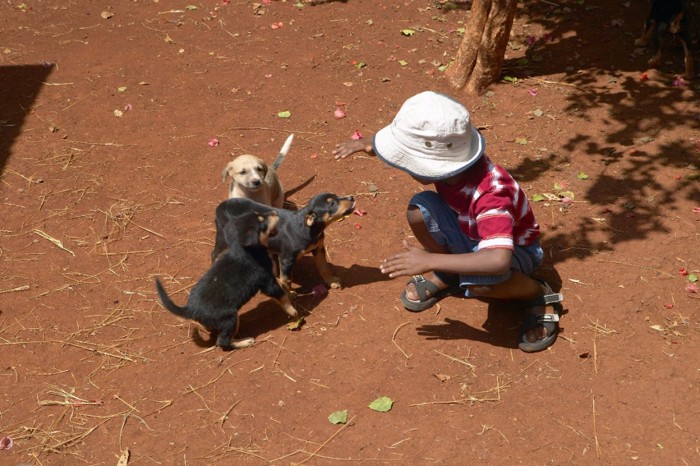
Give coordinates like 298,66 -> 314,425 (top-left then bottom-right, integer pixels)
154,278 -> 192,319
271,133 -> 294,170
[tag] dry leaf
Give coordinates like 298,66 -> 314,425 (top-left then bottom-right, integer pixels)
117,448 -> 130,466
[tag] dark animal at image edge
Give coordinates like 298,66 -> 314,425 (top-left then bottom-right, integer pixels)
155,211 -> 298,350
635,0 -> 694,79
211,193 -> 356,295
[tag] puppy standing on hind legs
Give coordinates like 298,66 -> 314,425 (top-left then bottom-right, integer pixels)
635,0 -> 694,79
221,134 -> 294,208
211,193 -> 356,296
155,211 -> 298,351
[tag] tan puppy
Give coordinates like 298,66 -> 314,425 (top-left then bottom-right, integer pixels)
221,134 -> 294,208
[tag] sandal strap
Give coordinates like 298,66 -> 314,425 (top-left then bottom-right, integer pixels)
535,313 -> 560,323
522,292 -> 563,308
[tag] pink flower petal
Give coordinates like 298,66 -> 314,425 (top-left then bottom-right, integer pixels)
208,138 -> 219,147
672,75 -> 688,87
351,129 -> 363,140
312,284 -> 328,297
353,209 -> 367,217
528,88 -> 538,97
0,436 -> 13,450
686,283 -> 699,294
334,107 -> 346,119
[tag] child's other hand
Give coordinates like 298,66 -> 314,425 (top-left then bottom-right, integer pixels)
380,240 -> 431,278
332,139 -> 371,160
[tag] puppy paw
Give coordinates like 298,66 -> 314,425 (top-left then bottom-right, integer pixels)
328,277 -> 342,289
232,337 -> 255,348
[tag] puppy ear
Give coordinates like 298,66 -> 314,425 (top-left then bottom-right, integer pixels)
305,212 -> 317,227
239,214 -> 266,247
221,163 -> 234,182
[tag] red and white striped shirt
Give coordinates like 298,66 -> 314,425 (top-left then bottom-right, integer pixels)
435,155 -> 540,250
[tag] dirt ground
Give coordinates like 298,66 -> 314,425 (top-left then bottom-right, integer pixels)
1,0 -> 699,464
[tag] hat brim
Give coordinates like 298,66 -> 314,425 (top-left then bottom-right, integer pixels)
373,124 -> 485,181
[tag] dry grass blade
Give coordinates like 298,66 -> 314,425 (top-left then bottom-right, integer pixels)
0,285 -> 30,294
435,349 -> 475,371
32,229 -> 75,256
586,320 -> 617,335
37,386 -> 104,407
49,339 -> 141,362
205,436 -> 267,463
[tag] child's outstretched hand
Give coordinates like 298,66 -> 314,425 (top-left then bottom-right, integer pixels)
380,239 -> 432,278
332,138 -> 373,160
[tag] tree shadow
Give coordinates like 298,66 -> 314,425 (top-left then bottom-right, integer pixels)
482,1 -> 700,265
0,64 -> 54,176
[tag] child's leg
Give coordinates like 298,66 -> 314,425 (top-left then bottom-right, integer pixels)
468,271 -> 558,345
404,192 -> 472,301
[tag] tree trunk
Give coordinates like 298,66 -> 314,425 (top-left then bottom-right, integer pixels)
445,0 -> 518,95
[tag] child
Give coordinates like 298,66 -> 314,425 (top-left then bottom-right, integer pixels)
333,91 -> 563,353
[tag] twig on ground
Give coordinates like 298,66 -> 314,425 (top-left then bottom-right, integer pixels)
392,322 -> 412,359
290,415 -> 356,466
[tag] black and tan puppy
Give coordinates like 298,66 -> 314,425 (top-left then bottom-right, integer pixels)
211,193 -> 356,295
155,211 -> 297,350
635,0 -> 694,79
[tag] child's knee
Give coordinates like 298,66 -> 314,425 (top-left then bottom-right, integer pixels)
406,205 -> 425,226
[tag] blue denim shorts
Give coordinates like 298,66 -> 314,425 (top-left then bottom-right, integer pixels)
409,191 -> 543,297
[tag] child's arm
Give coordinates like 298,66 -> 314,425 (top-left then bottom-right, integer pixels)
380,241 -> 513,278
332,134 -> 376,160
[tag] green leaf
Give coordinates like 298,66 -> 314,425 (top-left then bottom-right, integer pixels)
437,64 -> 448,72
401,29 -> 416,36
328,410 -> 348,424
515,137 -> 528,145
503,76 -> 518,84
686,173 -> 698,180
368,396 -> 393,412
185,5 -> 197,10
354,61 -> 366,69
689,274 -> 698,283
277,111 -> 291,118
577,171 -> 589,180
398,60 -> 408,66
532,194 -> 545,202
517,57 -> 529,66
117,86 -> 127,93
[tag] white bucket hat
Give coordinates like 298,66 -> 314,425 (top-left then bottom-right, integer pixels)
373,91 -> 485,180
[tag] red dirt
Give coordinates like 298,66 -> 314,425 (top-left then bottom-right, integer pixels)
1,0 -> 699,464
